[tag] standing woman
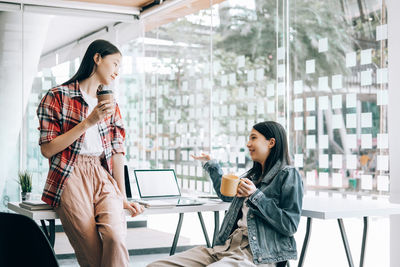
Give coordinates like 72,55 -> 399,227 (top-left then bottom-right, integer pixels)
37,39 -> 143,267
148,121 -> 303,267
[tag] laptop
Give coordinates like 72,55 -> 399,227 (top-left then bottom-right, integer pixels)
132,169 -> 204,207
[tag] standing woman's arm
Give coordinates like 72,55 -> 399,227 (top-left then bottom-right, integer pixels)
114,152 -> 144,217
112,153 -> 125,197
40,122 -> 90,158
110,103 -> 144,216
109,103 -> 126,194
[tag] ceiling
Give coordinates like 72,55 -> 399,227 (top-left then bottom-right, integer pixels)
41,16 -> 115,55
1,0 -> 226,57
37,0 -> 157,55
65,0 -> 156,8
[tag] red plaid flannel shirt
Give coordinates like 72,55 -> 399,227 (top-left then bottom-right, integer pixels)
37,81 -> 125,207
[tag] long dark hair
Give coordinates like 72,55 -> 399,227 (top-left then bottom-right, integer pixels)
63,39 -> 121,85
243,121 -> 291,185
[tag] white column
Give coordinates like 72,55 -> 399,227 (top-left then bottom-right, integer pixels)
0,12 -> 23,205
388,1 -> 400,267
0,11 -> 50,207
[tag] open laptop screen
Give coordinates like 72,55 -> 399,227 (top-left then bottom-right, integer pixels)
134,169 -> 181,198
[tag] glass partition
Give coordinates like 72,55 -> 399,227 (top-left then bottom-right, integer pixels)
118,0 -> 388,196
290,0 -> 388,194
211,0 -> 284,178
119,37 -> 146,170
0,0 -> 389,213
144,9 -> 213,192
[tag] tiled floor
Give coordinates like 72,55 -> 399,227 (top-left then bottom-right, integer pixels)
56,224 -> 195,266
58,253 -> 169,267
56,213 -> 202,266
54,227 -> 192,255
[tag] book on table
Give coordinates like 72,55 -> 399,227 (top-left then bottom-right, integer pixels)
19,200 -> 53,211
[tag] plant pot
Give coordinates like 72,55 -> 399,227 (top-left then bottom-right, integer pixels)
21,192 -> 32,201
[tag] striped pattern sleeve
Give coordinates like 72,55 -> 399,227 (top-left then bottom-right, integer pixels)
37,90 -> 62,145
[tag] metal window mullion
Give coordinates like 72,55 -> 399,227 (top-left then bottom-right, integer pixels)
285,0 -> 291,155
20,4 -> 25,172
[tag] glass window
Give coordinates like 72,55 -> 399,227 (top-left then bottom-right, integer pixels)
290,0 -> 388,194
118,0 -> 388,196
3,0 -> 388,212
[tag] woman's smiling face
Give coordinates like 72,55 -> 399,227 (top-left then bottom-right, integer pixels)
247,128 -> 275,164
94,52 -> 121,85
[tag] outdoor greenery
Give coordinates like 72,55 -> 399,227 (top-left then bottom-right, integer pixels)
128,0 -> 387,193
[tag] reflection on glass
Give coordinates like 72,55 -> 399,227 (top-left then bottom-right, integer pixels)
291,0 -> 388,193
14,0 -> 389,202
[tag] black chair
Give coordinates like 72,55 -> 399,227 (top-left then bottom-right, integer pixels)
124,165 -> 132,198
0,212 -> 59,267
277,261 -> 289,267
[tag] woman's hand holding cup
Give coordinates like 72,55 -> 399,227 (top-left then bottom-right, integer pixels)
191,153 -> 257,198
220,174 -> 241,197
86,99 -> 114,127
236,178 -> 256,197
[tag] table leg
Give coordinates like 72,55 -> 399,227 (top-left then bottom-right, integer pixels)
338,218 -> 354,267
297,217 -> 312,267
212,211 -> 220,247
40,219 -> 55,248
360,217 -> 368,267
170,213 -> 184,256
197,212 -> 211,247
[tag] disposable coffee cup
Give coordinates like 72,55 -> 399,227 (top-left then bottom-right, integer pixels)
220,174 -> 241,197
96,89 -> 113,103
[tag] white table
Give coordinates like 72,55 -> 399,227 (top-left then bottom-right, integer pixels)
9,196 -> 400,266
299,197 -> 400,267
7,200 -> 230,255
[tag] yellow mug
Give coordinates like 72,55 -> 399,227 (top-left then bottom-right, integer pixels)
220,174 -> 241,197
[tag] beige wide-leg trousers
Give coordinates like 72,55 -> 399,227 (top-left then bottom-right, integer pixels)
147,228 -> 276,267
55,155 -> 129,267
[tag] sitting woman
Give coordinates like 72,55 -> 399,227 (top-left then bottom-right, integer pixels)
148,121 -> 304,267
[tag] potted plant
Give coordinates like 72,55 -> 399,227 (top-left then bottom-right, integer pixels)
18,170 -> 32,201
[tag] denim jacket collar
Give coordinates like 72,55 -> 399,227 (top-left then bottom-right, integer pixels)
260,159 -> 284,185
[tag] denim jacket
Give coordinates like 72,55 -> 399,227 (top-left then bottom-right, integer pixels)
203,159 -> 304,264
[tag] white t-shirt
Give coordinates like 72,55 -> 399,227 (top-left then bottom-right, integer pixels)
237,197 -> 249,229
79,90 -> 104,156
237,197 -> 277,267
